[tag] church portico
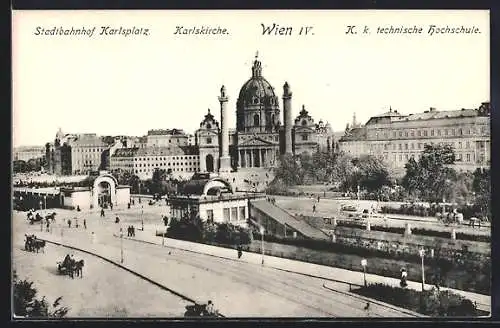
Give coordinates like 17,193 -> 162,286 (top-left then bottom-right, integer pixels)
237,147 -> 278,168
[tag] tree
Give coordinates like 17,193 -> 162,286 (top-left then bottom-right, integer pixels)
472,168 -> 490,218
401,144 -> 457,203
332,152 -> 356,191
356,155 -> 392,192
273,154 -> 304,186
13,270 -> 69,318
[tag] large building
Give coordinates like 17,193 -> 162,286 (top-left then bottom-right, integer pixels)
109,145 -> 200,178
196,55 -> 334,173
146,129 -> 193,147
13,146 -> 45,162
338,103 -> 491,175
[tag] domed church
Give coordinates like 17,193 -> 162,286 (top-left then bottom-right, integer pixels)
195,53 -> 334,173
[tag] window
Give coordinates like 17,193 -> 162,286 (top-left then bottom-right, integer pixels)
437,129 -> 442,136
399,131 -> 403,137
410,131 -> 415,137
458,142 -> 462,149
431,130 -> 435,136
253,114 -> 260,126
466,141 -> 470,148
302,120 -> 307,126
445,129 -> 449,136
398,144 -> 402,150
223,208 -> 230,222
207,137 -> 212,144
405,131 -> 408,137
423,130 -> 428,137
231,207 -> 238,222
418,130 -> 422,137
411,143 -> 414,149
399,155 -> 403,161
302,134 -> 308,141
405,144 -> 408,150
466,153 -> 471,162
239,206 -> 246,221
393,132 -> 396,138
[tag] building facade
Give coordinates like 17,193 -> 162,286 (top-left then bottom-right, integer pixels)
13,146 -> 45,162
109,145 -> 200,178
70,134 -> 109,175
147,129 -> 190,147
338,103 -> 491,175
196,55 -> 334,173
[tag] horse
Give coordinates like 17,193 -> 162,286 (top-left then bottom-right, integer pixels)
72,260 -> 85,278
32,239 -> 46,253
45,212 -> 57,222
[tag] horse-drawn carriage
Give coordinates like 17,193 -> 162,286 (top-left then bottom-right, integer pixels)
436,211 -> 464,225
57,255 -> 84,279
27,211 -> 56,225
184,303 -> 220,318
24,234 -> 45,253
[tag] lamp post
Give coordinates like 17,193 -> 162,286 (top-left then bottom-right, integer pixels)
44,195 -> 47,210
260,226 -> 265,265
419,249 -> 425,291
141,205 -> 144,231
120,225 -> 124,263
361,259 -> 368,287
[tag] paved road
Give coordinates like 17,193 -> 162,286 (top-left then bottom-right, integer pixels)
14,211 -> 418,318
13,222 -> 190,317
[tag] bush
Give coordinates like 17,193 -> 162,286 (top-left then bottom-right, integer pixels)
353,283 -> 483,316
13,270 -> 69,318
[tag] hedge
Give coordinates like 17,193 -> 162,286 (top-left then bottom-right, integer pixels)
352,283 -> 487,317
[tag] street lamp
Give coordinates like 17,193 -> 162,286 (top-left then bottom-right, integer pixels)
419,249 -> 425,291
361,259 -> 368,287
44,195 -> 47,210
260,226 -> 265,265
141,205 -> 144,231
120,225 -> 124,263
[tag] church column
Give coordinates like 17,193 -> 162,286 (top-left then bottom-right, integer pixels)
218,85 -> 231,172
247,150 -> 252,168
259,149 -> 264,168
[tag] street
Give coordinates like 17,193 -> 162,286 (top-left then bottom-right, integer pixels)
13,209 -> 418,317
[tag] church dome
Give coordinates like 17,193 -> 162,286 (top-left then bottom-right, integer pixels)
237,56 -> 278,107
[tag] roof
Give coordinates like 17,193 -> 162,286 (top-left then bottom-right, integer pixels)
339,127 -> 367,141
136,146 -> 189,157
403,108 -> 481,121
181,175 -> 233,196
112,147 -> 139,157
147,129 -> 187,136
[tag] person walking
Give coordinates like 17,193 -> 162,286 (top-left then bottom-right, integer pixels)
67,219 -> 72,228
83,219 -> 87,229
100,208 -> 105,218
313,204 -> 316,213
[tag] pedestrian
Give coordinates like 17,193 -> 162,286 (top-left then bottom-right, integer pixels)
132,225 -> 135,237
364,302 -> 371,317
46,220 -> 50,232
313,204 -> 316,213
237,245 -> 242,259
100,208 -> 105,218
83,219 -> 87,229
317,195 -> 320,202
110,203 -> 113,210
75,218 -> 79,228
115,216 -> 120,224
67,219 -> 71,228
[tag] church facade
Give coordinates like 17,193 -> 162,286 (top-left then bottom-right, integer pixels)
196,55 -> 335,173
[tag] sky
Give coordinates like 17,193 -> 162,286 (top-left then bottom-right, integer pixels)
12,10 -> 489,147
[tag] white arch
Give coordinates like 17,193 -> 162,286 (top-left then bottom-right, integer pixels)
92,174 -> 117,207
202,178 -> 233,195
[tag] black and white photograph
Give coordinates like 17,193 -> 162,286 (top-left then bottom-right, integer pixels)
11,9 -> 491,318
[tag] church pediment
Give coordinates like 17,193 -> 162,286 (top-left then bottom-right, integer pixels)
294,126 -> 315,133
239,136 -> 275,146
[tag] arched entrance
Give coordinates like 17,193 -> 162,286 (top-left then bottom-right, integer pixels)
92,174 -> 117,208
206,154 -> 214,172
